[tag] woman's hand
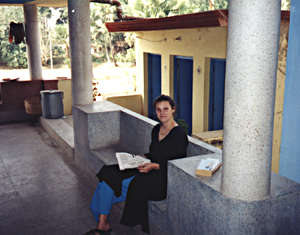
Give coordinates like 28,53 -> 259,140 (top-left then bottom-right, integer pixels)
138,163 -> 160,173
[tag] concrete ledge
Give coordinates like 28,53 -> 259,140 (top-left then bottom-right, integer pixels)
73,100 -> 220,173
91,145 -> 132,167
167,154 -> 300,235
72,101 -> 222,234
40,116 -> 74,159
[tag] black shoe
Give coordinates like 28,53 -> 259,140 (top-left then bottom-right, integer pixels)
84,228 -> 112,235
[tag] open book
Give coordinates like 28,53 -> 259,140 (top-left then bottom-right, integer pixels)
195,158 -> 222,177
116,152 -> 151,170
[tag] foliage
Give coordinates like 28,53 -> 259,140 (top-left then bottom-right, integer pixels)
90,2 -> 135,65
0,6 -> 28,68
281,0 -> 290,10
0,0 -> 291,69
209,0 -> 228,9
185,0 -> 227,12
0,35 -> 27,68
176,119 -> 189,134
39,7 -> 66,66
131,0 -> 188,18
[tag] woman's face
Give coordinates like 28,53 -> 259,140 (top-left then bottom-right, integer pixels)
155,101 -> 175,123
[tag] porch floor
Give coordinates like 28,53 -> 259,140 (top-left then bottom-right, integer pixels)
0,122 -> 147,235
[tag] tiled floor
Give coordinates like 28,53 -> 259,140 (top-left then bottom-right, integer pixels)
0,123 -> 146,235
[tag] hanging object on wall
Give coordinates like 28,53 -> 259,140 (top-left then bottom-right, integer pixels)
9,22 -> 25,44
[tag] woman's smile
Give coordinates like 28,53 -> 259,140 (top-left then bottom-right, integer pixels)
155,101 -> 175,123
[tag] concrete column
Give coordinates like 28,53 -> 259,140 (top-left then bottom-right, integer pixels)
221,0 -> 281,201
23,4 -> 43,80
68,0 -> 93,105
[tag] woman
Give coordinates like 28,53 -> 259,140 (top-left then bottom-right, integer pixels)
86,95 -> 188,235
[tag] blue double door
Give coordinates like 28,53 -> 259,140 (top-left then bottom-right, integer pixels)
173,57 -> 226,134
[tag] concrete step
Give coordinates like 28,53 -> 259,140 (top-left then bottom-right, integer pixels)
40,116 -> 74,159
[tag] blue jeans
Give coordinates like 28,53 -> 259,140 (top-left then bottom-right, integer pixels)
90,176 -> 135,222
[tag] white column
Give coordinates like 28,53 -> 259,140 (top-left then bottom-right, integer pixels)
68,0 -> 93,106
23,4 -> 43,80
221,0 -> 282,201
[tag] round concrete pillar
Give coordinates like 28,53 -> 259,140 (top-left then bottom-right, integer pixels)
23,4 -> 43,80
68,0 -> 93,105
221,0 -> 282,201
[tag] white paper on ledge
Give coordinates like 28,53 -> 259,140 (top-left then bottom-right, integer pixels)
197,158 -> 221,171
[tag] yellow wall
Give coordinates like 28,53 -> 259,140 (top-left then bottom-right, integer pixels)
135,23 -> 289,173
136,27 -> 228,134
106,94 -> 144,115
58,79 -> 72,115
272,22 -> 289,173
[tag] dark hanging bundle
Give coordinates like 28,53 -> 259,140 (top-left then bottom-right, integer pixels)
9,22 -> 25,44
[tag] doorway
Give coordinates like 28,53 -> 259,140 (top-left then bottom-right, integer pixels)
173,56 -> 193,134
209,58 -> 226,131
147,53 -> 162,120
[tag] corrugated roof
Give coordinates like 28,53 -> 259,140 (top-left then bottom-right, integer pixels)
105,10 -> 290,32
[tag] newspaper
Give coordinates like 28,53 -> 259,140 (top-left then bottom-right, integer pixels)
116,152 -> 151,170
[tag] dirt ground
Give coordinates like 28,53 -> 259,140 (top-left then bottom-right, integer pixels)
0,62 -> 137,97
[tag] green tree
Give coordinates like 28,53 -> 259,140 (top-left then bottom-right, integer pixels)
185,0 -> 228,13
50,8 -> 70,66
132,0 -> 188,18
210,0 -> 228,9
0,6 -> 27,68
1,0 -> 289,69
90,2 -> 135,65
281,0 -> 290,10
90,3 -> 115,63
39,7 -> 64,67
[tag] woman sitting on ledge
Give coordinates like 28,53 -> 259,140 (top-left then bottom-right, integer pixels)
85,95 -> 188,235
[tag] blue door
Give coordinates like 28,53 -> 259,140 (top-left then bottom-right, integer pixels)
209,58 -> 226,131
148,53 -> 161,120
174,56 -> 193,134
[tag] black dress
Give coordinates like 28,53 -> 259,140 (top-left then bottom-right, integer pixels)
120,123 -> 188,232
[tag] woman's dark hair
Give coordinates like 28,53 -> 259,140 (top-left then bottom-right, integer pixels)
153,94 -> 176,109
